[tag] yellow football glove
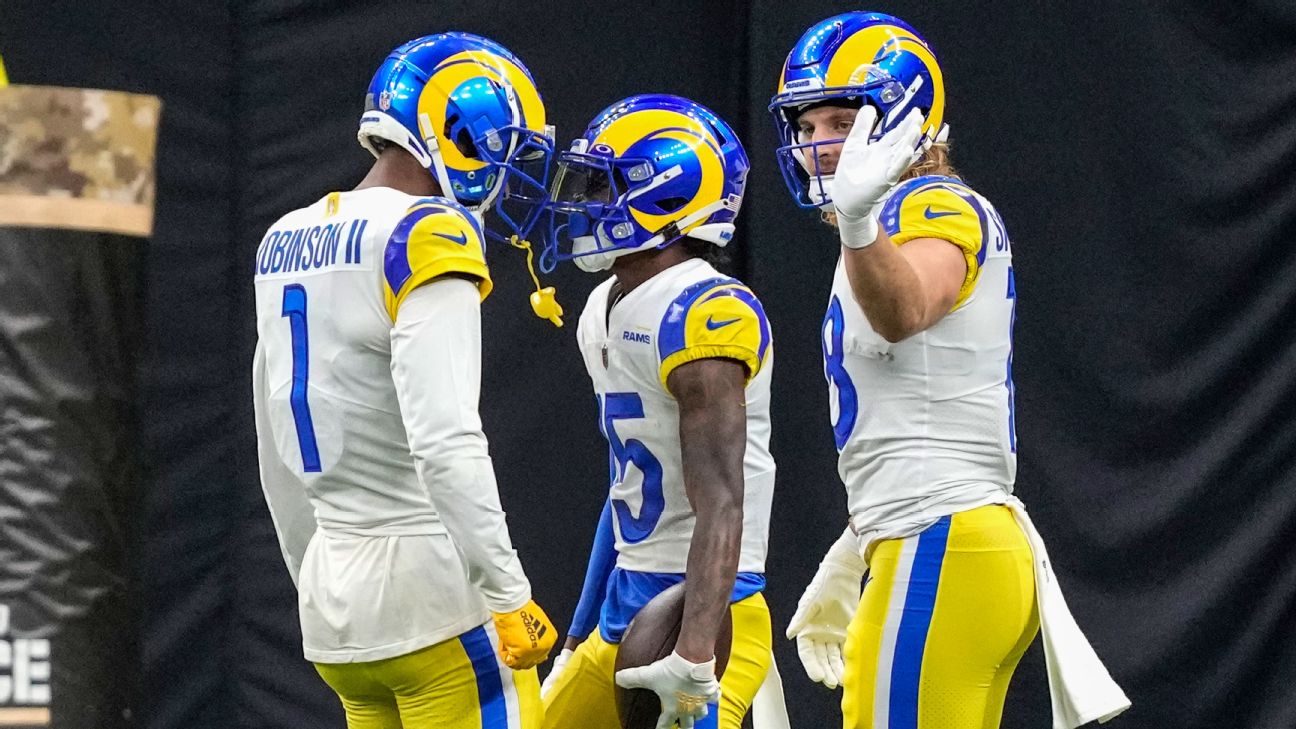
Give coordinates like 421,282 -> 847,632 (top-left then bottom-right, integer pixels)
492,599 -> 557,669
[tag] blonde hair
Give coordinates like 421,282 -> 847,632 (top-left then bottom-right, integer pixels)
902,140 -> 956,182
822,139 -> 957,227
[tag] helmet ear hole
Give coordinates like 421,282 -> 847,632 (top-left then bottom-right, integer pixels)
655,197 -> 688,214
443,114 -> 479,159
455,128 -> 478,159
701,118 -> 727,146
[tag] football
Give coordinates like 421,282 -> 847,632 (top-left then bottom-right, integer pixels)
614,582 -> 733,729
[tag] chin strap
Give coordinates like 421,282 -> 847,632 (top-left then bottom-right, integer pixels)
643,197 -> 737,249
508,236 -> 564,327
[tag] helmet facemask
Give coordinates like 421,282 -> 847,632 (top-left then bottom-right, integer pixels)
538,141 -> 739,274
771,71 -> 921,211
540,146 -> 644,273
493,121 -> 556,245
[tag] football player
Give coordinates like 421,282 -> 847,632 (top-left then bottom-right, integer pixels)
251,33 -> 557,729
768,12 -> 1130,729
534,94 -> 776,729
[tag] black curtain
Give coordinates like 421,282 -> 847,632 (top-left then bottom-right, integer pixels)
0,228 -> 142,728
1,3 -> 242,727
2,2 -> 1294,727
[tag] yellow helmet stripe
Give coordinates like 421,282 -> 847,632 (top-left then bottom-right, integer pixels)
592,109 -> 724,235
418,50 -> 544,172
823,25 -> 944,140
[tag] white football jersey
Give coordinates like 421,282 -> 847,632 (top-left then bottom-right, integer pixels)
826,175 -> 1017,537
253,186 -> 528,662
575,258 -> 776,574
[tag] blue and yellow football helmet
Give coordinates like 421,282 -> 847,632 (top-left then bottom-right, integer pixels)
539,94 -> 748,273
358,32 -> 553,237
769,12 -> 946,209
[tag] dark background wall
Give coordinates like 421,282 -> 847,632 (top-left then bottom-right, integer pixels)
2,1 -> 1294,727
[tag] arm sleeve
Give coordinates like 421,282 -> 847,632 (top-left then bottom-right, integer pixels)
252,340 -> 317,588
568,498 -> 617,639
881,181 -> 987,309
389,276 -> 531,613
657,282 -> 772,390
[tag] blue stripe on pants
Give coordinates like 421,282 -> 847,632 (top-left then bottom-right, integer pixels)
889,516 -> 952,729
459,626 -> 509,729
693,700 -> 720,729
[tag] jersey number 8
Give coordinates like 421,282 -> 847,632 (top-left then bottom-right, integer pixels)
823,295 -> 859,451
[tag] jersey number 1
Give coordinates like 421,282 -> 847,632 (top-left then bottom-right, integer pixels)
282,285 -> 322,472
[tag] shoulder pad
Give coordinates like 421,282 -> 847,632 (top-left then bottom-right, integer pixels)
382,198 -> 491,320
880,176 -> 988,309
657,277 -> 771,390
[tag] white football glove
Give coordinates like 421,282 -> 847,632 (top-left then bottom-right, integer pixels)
785,527 -> 867,689
831,106 -> 925,249
540,647 -> 573,700
614,651 -> 721,729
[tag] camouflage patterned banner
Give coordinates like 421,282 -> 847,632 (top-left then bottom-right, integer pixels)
0,85 -> 160,237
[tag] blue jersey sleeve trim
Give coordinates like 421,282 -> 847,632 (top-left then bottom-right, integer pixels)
879,174 -> 957,230
879,174 -> 970,234
657,277 -> 770,371
382,196 -> 487,296
382,207 -> 432,294
879,175 -> 990,271
656,276 -> 735,363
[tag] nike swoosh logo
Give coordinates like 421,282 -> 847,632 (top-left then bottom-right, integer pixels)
923,206 -> 959,220
705,316 -> 741,330
433,230 -> 469,245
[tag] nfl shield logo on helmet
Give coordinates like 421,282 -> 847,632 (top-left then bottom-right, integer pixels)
378,90 -> 393,111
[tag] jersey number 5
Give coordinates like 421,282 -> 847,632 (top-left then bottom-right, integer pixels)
282,285 -> 322,472
599,392 -> 664,543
